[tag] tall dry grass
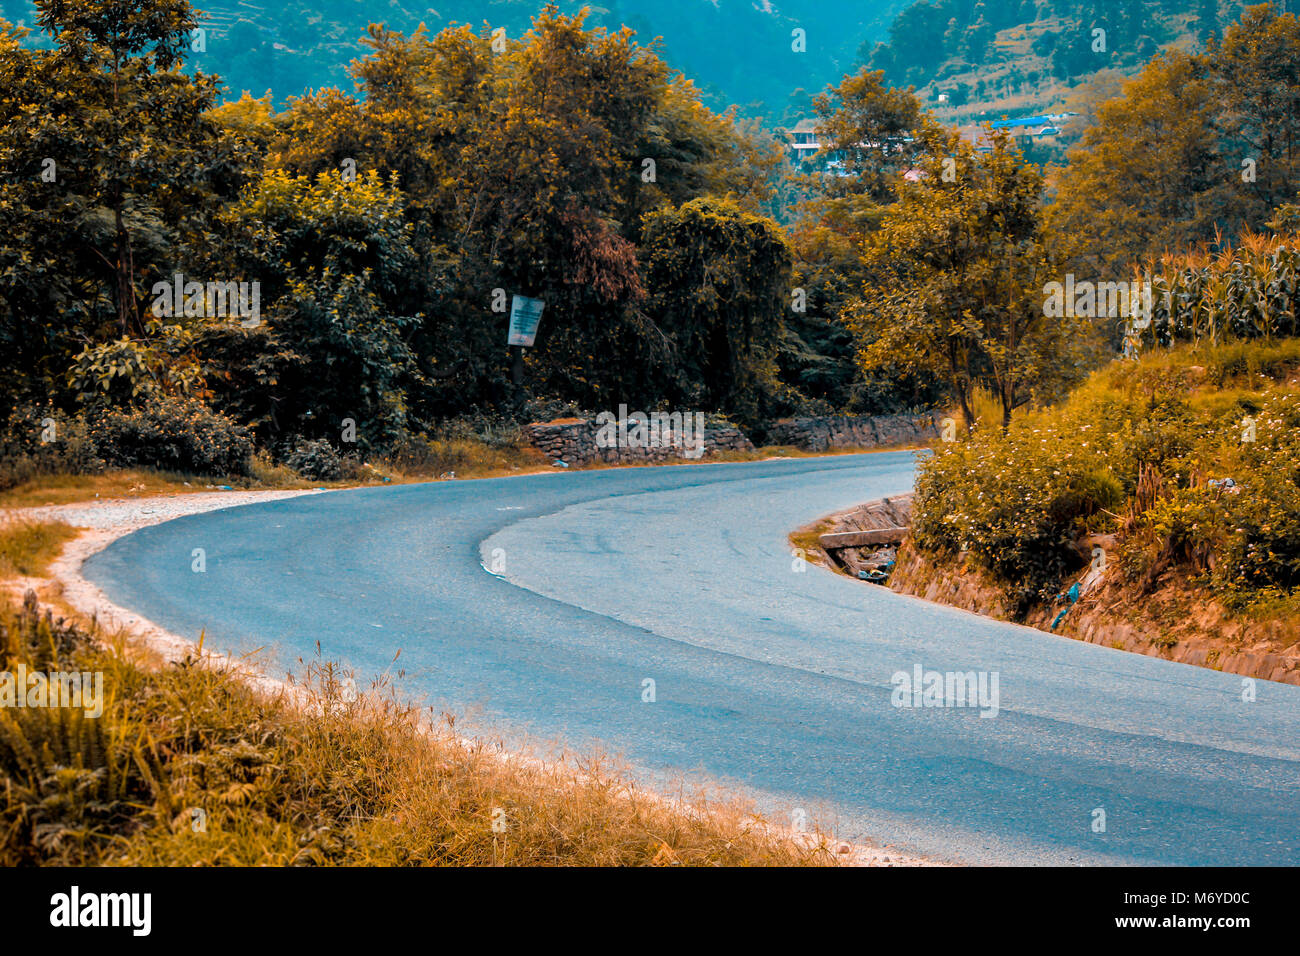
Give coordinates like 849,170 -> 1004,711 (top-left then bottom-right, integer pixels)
0,520 -> 79,579
0,593 -> 832,867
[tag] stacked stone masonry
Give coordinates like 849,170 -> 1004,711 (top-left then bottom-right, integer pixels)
764,412 -> 940,451
527,411 -> 941,464
524,419 -> 753,467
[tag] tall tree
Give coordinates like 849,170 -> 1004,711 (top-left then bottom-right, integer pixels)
1047,51 -> 1218,275
783,69 -> 941,413
0,1 -> 244,410
855,130 -> 1085,430
1050,5 -> 1300,275
265,7 -> 779,416
35,0 -> 236,334
640,197 -> 793,424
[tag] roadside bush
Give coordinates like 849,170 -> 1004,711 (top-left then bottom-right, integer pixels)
1204,339 -> 1300,387
91,398 -> 254,477
913,421 -> 1122,614
912,341 -> 1300,613
389,435 -> 493,476
1215,391 -> 1300,594
0,406 -> 105,491
431,413 -> 527,450
388,430 -> 541,478
281,437 -> 362,482
0,593 -> 152,864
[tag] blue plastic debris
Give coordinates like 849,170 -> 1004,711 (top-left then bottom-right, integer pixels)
1051,582 -> 1082,630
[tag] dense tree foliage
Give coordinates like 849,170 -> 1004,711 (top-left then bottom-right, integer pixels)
640,197 -> 793,422
5,0 -> 1298,483
0,1 -> 808,463
0,3 -> 245,409
781,70 -> 949,414
1050,5 -> 1300,275
852,128 -> 1088,429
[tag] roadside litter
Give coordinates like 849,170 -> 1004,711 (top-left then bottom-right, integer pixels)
857,546 -> 896,585
1051,563 -> 1104,630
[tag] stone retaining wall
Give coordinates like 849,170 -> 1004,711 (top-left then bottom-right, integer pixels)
525,418 -> 753,467
888,546 -> 1300,685
764,412 -> 940,451
807,495 -> 1300,685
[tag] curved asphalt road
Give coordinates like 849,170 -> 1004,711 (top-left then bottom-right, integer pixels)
84,452 -> 1300,865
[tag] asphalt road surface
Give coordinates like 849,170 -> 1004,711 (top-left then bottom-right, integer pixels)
84,452 -> 1300,864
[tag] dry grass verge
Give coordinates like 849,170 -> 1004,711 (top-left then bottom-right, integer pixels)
0,591 -> 839,866
0,521 -> 80,579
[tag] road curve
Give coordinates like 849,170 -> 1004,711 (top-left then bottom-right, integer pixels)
83,452 -> 1300,865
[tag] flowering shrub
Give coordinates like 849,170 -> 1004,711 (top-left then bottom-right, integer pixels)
913,421 -> 1123,614
912,341 -> 1300,614
281,438 -> 363,481
92,398 -> 254,477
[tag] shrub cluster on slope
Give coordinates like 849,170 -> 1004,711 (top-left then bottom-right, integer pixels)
911,338 -> 1300,617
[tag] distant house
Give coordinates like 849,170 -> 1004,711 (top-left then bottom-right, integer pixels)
786,118 -> 912,176
956,112 -> 1075,153
788,118 -> 823,162
787,111 -> 1068,172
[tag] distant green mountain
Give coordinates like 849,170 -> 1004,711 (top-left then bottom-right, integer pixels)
1,0 -> 908,119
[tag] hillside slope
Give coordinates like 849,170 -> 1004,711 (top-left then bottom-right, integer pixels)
863,0 -> 1212,128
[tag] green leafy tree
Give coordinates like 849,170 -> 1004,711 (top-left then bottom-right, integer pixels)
264,8 -> 780,416
640,197 -> 793,424
215,169 -> 422,447
1048,51 -> 1218,275
1051,5 -> 1300,275
0,0 -> 246,413
854,130 -> 1086,430
784,70 -> 942,412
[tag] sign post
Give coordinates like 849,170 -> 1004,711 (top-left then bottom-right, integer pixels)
506,294 -> 545,389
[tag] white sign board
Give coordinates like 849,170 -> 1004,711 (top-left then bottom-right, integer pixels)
507,295 -> 545,347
